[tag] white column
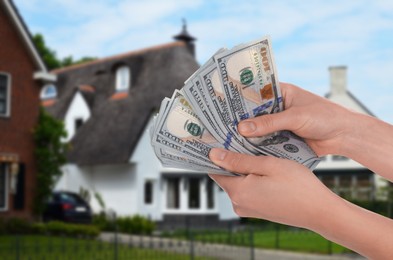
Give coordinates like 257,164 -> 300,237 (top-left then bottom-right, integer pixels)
180,177 -> 187,211
200,177 -> 207,212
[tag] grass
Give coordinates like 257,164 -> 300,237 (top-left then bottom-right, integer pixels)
0,235 -> 216,260
165,226 -> 351,255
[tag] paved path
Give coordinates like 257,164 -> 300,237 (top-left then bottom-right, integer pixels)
99,233 -> 365,260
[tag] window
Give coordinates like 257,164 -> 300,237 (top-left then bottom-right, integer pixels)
167,178 -> 180,209
188,178 -> 200,209
115,66 -> 130,92
0,73 -> 10,117
75,118 -> 84,132
0,164 -> 7,210
144,180 -> 153,204
40,84 -> 57,100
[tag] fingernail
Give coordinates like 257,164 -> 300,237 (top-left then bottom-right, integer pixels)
210,148 -> 227,162
238,121 -> 256,134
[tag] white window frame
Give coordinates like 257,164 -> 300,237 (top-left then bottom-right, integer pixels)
40,84 -> 57,100
115,66 -> 130,92
163,176 -> 217,214
0,164 -> 9,211
0,72 -> 11,118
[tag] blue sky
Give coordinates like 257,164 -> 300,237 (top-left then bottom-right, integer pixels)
14,0 -> 393,123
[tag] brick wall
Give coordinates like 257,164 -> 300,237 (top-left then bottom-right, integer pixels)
0,4 -> 41,220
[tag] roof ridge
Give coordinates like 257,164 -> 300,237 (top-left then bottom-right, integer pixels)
51,41 -> 186,74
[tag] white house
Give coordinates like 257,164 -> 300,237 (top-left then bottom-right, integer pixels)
45,26 -> 383,228
45,26 -> 238,228
314,66 -> 386,200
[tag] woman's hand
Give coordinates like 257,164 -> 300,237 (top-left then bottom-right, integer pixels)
208,148 -> 339,230
238,83 -> 357,156
209,148 -> 393,259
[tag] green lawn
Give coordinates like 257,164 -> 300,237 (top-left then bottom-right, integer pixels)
0,235 -> 215,260
167,226 -> 350,254
252,229 -> 348,254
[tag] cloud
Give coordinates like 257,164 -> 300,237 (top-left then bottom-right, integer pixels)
14,0 -> 393,123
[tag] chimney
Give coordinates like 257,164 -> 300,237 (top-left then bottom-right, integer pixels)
173,19 -> 197,57
329,66 -> 347,95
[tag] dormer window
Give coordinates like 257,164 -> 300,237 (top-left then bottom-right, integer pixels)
115,66 -> 130,92
40,84 -> 57,100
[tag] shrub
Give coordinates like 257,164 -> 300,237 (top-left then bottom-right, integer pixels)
93,213 -> 112,231
116,215 -> 155,235
0,218 -> 100,238
0,218 -> 6,235
46,221 -> 100,238
5,218 -> 31,234
31,223 -> 46,234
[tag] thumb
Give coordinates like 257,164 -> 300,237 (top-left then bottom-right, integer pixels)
238,110 -> 295,137
209,148 -> 271,176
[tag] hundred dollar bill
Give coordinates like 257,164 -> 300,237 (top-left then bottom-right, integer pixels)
182,50 -> 239,151
155,90 -> 226,159
215,36 -> 319,168
153,146 -> 237,176
150,98 -> 170,142
150,95 -> 231,174
182,79 -> 248,154
215,36 -> 282,133
152,133 -> 224,172
198,62 -> 262,155
151,35 -> 320,171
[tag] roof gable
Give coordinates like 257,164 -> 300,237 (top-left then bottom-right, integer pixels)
51,41 -> 199,165
1,0 -> 55,81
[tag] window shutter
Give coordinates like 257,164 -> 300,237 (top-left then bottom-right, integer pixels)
13,163 -> 25,210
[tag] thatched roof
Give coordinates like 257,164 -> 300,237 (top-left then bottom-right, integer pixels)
49,41 -> 199,165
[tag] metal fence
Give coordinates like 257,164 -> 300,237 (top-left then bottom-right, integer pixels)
0,223 -> 351,260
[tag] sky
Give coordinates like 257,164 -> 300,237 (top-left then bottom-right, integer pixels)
14,0 -> 393,123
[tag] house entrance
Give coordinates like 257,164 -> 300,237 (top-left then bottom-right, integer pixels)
164,175 -> 215,212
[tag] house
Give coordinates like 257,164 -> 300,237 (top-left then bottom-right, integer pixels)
49,25 -> 238,227
315,66 -> 385,200
0,0 -> 55,220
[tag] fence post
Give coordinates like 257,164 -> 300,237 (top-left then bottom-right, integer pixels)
15,235 -> 20,260
189,230 -> 194,260
227,222 -> 232,244
275,224 -> 280,249
249,226 -> 255,260
112,212 -> 118,260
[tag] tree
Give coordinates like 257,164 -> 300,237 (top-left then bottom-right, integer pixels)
33,108 -> 68,216
33,34 -> 61,70
33,33 -> 96,70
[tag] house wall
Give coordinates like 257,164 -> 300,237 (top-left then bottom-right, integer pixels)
130,115 -> 165,221
314,66 -> 387,199
0,4 -> 41,219
130,115 -> 238,221
63,91 -> 91,142
56,163 -> 137,216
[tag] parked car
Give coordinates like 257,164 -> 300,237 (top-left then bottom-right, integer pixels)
43,191 -> 92,224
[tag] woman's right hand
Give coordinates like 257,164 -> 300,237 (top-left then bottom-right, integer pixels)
238,82 -> 359,156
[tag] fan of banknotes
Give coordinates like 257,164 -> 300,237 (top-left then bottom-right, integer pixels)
150,36 -> 320,176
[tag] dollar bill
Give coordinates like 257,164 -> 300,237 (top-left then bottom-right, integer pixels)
214,36 -> 319,167
151,35 -> 320,173
153,146 -> 237,176
215,36 -> 282,138
155,90 -> 225,159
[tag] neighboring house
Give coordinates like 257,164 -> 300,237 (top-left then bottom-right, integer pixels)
0,0 -> 55,219
315,66 -> 386,200
49,26 -> 238,227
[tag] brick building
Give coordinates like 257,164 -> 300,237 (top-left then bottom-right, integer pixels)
0,0 -> 55,219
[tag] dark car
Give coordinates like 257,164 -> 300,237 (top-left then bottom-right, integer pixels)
43,191 -> 92,224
